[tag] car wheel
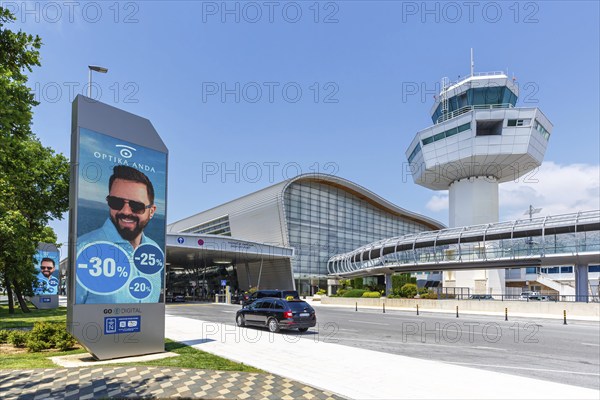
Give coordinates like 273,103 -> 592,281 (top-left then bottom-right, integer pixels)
267,318 -> 280,333
298,327 -> 309,333
236,314 -> 245,327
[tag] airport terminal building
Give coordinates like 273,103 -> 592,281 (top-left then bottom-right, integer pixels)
168,174 -> 443,294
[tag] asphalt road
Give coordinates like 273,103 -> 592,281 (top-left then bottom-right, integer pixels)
166,302 -> 600,390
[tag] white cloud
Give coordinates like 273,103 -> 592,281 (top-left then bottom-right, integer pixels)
426,194 -> 449,212
424,162 -> 600,222
500,161 -> 600,221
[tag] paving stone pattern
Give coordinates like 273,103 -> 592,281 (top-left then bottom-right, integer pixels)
0,367 -> 344,399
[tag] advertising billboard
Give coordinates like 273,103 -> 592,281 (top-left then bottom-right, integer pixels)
30,243 -> 60,309
33,247 -> 60,295
75,127 -> 166,304
68,95 -> 168,360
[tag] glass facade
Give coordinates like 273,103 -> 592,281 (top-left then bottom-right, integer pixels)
534,120 -> 551,140
432,87 -> 518,123
422,123 -> 471,146
408,143 -> 421,163
181,215 -> 231,236
283,180 -> 434,293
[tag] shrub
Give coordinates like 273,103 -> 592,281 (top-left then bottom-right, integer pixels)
24,322 -> 77,352
316,289 -> 326,295
29,322 -> 60,348
0,329 -> 10,344
392,273 -> 416,292
26,338 -> 48,353
339,279 -> 352,288
8,330 -> 29,347
335,288 -> 347,297
342,289 -> 367,298
399,283 -> 418,298
362,291 -> 381,298
54,330 -> 77,351
352,278 -> 364,290
419,290 -> 437,299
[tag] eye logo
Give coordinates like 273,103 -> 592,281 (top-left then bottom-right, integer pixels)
116,144 -> 136,159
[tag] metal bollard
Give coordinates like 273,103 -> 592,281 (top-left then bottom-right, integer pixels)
355,302 -> 357,312
505,307 -> 508,321
563,310 -> 567,325
383,303 -> 386,313
456,305 -> 459,318
416,304 -> 419,316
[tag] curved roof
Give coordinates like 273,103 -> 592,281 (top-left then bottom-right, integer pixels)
168,173 -> 444,233
281,174 -> 444,231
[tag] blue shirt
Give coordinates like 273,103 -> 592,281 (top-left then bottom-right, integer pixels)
33,272 -> 59,295
76,218 -> 163,304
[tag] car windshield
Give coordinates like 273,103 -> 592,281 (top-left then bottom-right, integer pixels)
258,291 -> 279,298
287,301 -> 312,311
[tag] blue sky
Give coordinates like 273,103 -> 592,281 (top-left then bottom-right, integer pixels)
5,1 -> 600,256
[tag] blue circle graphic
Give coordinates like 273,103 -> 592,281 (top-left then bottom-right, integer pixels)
129,277 -> 152,299
133,244 -> 164,275
76,242 -> 131,294
48,277 -> 59,287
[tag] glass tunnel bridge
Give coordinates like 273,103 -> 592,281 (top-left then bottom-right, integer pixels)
327,210 -> 600,278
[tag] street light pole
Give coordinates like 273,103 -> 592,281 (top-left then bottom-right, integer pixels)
87,65 -> 108,97
524,205 -> 542,256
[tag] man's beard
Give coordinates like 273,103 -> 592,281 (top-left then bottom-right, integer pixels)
111,213 -> 149,241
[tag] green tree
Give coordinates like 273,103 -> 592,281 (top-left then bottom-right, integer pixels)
0,7 -> 70,314
392,273 -> 416,295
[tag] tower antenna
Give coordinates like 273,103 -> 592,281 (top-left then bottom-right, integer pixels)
470,48 -> 474,77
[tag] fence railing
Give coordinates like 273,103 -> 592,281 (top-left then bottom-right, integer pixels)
434,289 -> 599,303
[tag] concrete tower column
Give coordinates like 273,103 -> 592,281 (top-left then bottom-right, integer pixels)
449,177 -> 499,227
447,177 -> 505,296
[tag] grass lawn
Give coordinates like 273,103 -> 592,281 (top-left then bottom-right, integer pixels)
0,346 -> 88,369
0,304 -> 67,329
0,305 -> 261,373
111,339 -> 262,372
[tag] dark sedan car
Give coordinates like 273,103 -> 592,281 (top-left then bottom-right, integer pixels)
236,298 -> 316,333
241,289 -> 300,306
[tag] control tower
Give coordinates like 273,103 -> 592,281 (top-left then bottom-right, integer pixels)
405,55 -> 553,295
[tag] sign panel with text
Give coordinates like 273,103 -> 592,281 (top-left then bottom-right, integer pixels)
68,96 -> 168,360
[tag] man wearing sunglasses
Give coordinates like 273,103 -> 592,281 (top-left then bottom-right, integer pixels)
34,257 -> 58,295
76,165 -> 161,304
79,165 -> 158,251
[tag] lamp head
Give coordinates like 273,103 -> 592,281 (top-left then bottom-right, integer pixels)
88,65 -> 108,73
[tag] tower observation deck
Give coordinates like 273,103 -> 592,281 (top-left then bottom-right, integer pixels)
405,64 -> 553,295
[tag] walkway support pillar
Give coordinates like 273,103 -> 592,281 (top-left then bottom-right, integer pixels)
575,264 -> 589,302
385,273 -> 393,297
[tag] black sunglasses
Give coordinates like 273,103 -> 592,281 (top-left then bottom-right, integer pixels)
40,266 -> 53,270
106,196 -> 152,214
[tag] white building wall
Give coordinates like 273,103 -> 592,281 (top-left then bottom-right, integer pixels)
168,181 -> 289,246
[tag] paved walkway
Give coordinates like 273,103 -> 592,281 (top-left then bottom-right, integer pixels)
165,314 -> 600,400
0,367 -> 342,400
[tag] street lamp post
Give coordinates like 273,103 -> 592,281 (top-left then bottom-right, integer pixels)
87,65 -> 108,97
524,205 -> 542,257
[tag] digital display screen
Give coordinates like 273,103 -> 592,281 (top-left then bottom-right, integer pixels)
75,128 -> 166,304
